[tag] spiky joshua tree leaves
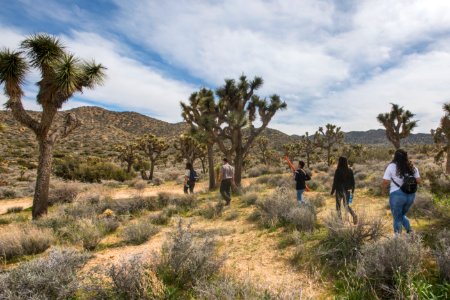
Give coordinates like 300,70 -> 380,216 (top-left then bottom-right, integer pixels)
377,103 -> 418,149
115,142 -> 139,174
431,102 -> 450,173
314,124 -> 344,166
0,34 -> 105,219
174,134 -> 207,170
138,134 -> 169,180
215,75 -> 287,185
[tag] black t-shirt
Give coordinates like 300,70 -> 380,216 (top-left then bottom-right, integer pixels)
331,168 -> 355,194
294,168 -> 311,190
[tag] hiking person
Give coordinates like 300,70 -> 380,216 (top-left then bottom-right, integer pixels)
294,160 -> 311,204
219,158 -> 235,205
382,149 -> 421,234
331,156 -> 358,224
183,162 -> 197,194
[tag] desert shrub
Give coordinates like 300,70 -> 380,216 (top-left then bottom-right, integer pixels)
97,216 -> 120,234
278,230 -> 302,249
53,156 -> 133,183
201,201 -> 224,219
0,226 -> 54,261
133,180 -> 147,192
427,172 -> 450,196
224,210 -> 239,221
0,248 -> 88,300
170,194 -> 197,211
48,182 -> 83,205
150,177 -> 164,186
306,180 -> 319,191
150,209 -> 172,225
122,219 -> 159,245
435,230 -> 450,281
108,255 -> 165,299
194,276 -> 301,299
247,165 -> 269,177
317,214 -> 383,267
267,174 -> 293,188
101,196 -> 157,215
255,175 -> 270,184
241,192 -> 258,206
356,234 -> 426,293
157,220 -> 224,289
157,192 -> 172,208
58,218 -> 103,251
308,193 -> 326,208
286,204 -> 316,232
314,162 -> 329,172
241,183 -> 265,193
253,187 -> 296,228
6,206 -> 23,213
410,191 -> 435,217
0,188 -> 17,199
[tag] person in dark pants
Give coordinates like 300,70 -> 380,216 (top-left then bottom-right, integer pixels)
183,162 -> 196,194
331,156 -> 358,224
294,160 -> 311,204
382,149 -> 421,234
219,158 -> 235,205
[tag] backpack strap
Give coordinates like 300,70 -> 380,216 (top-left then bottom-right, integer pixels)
391,177 -> 401,188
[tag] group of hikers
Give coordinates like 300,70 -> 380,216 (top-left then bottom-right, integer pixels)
183,149 -> 421,234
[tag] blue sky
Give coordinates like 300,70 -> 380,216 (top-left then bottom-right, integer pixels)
1,0 -> 450,134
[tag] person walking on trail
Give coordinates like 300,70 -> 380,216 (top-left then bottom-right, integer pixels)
382,149 -> 421,234
183,162 -> 197,194
294,160 -> 311,204
219,158 -> 235,206
331,156 -> 358,224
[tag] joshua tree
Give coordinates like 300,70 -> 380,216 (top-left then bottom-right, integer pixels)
174,134 -> 207,171
377,103 -> 418,149
181,88 -> 218,190
298,132 -> 316,168
115,142 -> 139,174
215,75 -> 286,185
341,144 -> 366,164
255,136 -> 270,165
431,102 -> 450,173
314,124 -> 344,166
0,34 -> 105,219
138,134 -> 169,180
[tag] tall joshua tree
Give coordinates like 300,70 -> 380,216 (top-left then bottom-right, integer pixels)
174,134 -> 207,169
431,102 -> 450,173
298,132 -> 316,168
377,103 -> 418,149
181,88 -> 220,190
314,124 -> 344,166
215,75 -> 286,186
138,134 -> 169,180
115,142 -> 139,174
0,34 -> 105,219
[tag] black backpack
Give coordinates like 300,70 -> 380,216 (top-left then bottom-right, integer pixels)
392,174 -> 417,194
189,170 -> 198,182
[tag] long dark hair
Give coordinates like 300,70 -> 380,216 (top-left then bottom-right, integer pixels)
185,162 -> 193,171
392,149 -> 414,177
336,156 -> 350,178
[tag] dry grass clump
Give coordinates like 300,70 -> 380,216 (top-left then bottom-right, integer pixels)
0,248 -> 88,300
150,208 -> 174,225
108,255 -> 165,299
434,230 -> 450,281
287,204 -> 316,232
0,225 -> 54,261
201,201 -> 225,219
410,191 -> 436,217
317,213 -> 384,267
156,220 -> 224,289
241,192 -> 258,206
308,193 -> 326,208
48,182 -> 84,205
6,206 -> 23,213
122,219 -> 159,245
247,165 -> 270,177
101,196 -> 157,215
356,234 -> 426,295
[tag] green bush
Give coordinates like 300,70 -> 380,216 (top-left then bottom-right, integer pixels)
122,219 -> 159,245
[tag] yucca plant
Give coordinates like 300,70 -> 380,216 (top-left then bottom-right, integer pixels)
0,34 -> 106,219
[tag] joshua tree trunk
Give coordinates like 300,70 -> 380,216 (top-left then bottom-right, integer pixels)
140,170 -> 148,180
32,139 -> 53,219
393,138 -> 400,150
234,151 -> 244,186
149,160 -> 155,180
207,144 -> 215,190
327,147 -> 331,166
126,161 -> 132,173
306,152 -> 311,168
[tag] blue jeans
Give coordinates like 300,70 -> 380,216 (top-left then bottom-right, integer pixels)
296,189 -> 305,203
389,189 -> 415,233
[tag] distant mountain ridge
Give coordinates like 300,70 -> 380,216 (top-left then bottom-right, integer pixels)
0,106 -> 433,158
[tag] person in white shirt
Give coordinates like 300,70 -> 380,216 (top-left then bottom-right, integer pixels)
382,149 -> 421,234
219,158 -> 235,205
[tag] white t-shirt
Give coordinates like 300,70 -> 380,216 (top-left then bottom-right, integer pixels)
185,169 -> 190,178
383,163 -> 420,194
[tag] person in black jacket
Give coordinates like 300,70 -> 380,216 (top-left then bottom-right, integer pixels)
331,156 -> 358,224
295,160 -> 311,204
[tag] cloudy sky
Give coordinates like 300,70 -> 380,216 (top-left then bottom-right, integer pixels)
1,0 -> 450,134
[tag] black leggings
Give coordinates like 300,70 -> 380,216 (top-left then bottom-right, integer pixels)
184,181 -> 195,194
336,190 -> 357,222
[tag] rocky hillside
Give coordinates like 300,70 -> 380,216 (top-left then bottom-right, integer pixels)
0,106 -> 433,164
